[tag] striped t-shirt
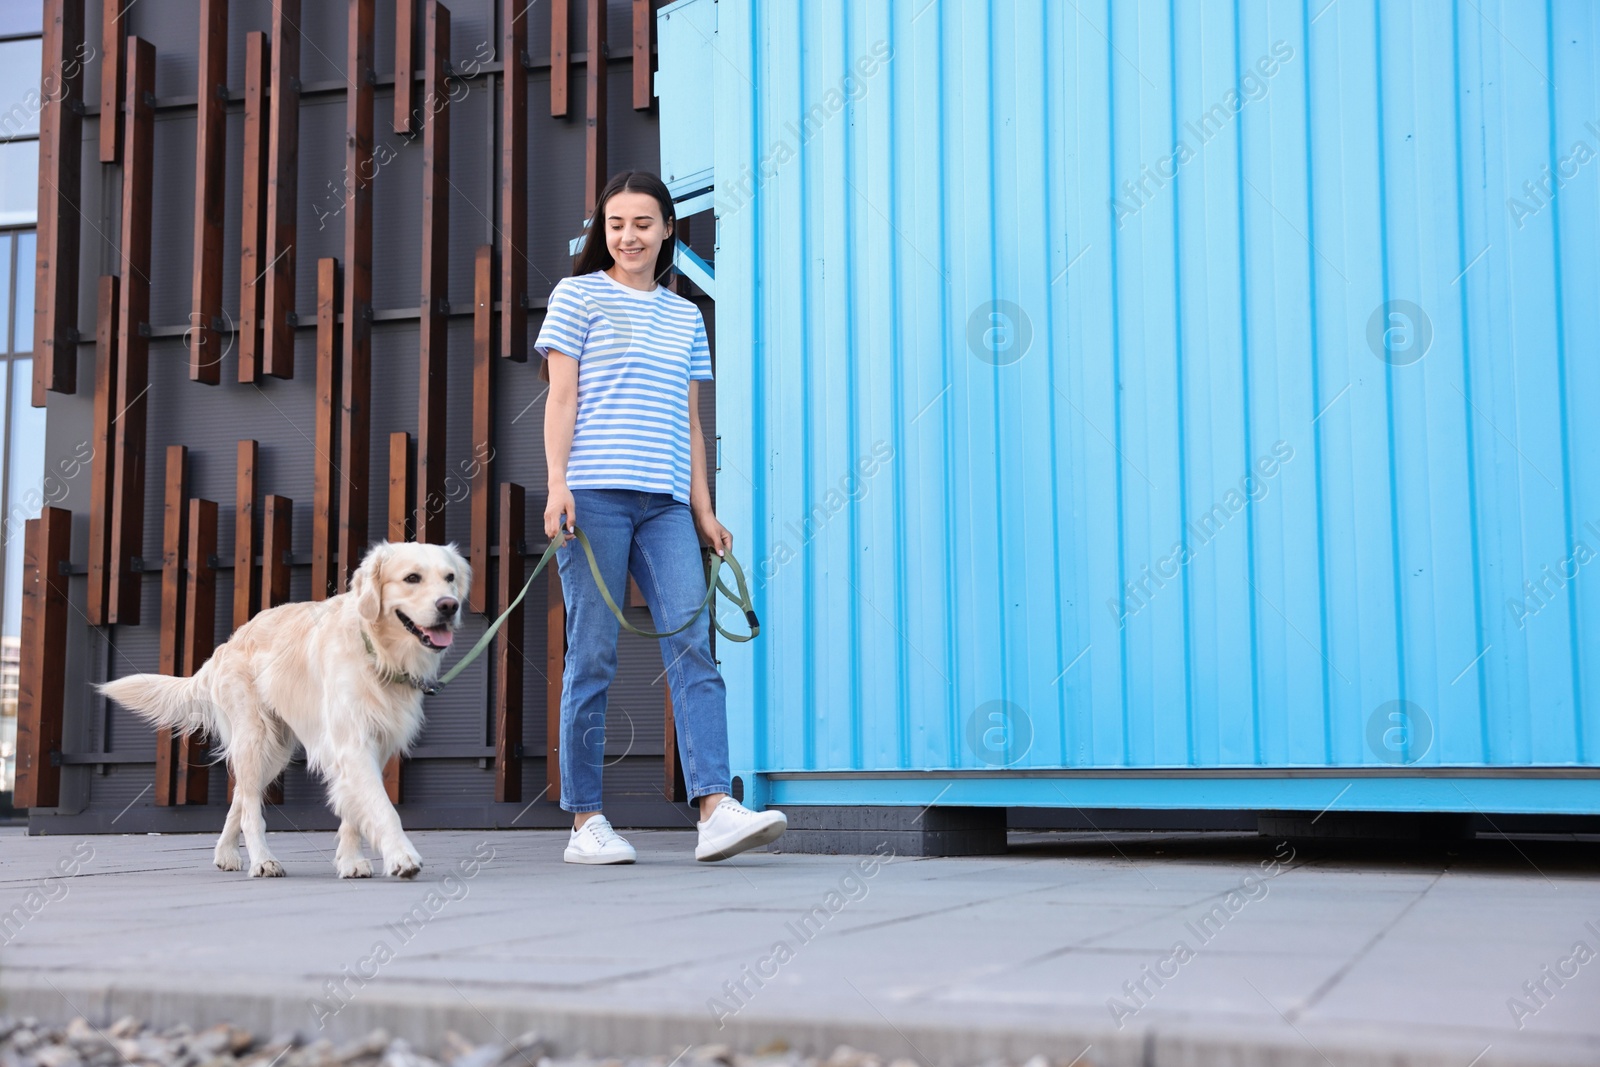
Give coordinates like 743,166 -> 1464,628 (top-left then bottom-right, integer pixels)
534,269 -> 713,506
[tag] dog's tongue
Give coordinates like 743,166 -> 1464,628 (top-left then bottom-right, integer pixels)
425,626 -> 455,649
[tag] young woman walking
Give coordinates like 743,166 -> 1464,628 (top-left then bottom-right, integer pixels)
535,170 -> 786,864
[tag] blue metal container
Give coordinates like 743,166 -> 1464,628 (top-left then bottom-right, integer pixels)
660,0 -> 1600,815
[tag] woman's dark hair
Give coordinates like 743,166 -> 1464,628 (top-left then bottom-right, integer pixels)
538,170 -> 677,382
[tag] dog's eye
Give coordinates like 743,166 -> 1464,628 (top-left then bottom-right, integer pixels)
445,573 -> 455,584
404,573 -> 422,584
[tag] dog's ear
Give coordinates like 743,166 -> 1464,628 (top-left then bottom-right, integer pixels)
445,541 -> 472,597
351,542 -> 390,623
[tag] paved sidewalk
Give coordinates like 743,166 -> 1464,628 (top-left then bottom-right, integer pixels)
2,827 -> 1598,1067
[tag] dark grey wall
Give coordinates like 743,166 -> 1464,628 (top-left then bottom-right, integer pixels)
31,0 -> 720,837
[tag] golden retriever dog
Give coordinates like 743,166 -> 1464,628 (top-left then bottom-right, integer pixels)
97,541 -> 470,879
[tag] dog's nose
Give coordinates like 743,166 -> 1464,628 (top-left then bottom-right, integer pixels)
436,596 -> 459,618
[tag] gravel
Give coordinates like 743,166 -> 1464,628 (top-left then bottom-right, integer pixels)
0,1018 -> 1067,1067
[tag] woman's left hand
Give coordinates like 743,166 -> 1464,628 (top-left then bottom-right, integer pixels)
694,506 -> 733,557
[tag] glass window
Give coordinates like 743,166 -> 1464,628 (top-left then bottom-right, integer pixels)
0,233 -> 10,354
0,139 -> 37,226
0,10 -> 42,36
3,358 -> 43,638
0,229 -> 30,811
0,39 -> 43,140
0,355 -> 12,799
12,230 -> 31,352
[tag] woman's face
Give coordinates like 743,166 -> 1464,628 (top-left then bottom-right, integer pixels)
604,190 -> 672,286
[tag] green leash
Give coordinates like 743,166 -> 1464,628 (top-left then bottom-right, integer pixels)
419,525 -> 760,694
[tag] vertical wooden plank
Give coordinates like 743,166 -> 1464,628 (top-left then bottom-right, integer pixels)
155,445 -> 188,807
501,0 -> 527,362
14,509 -> 73,808
470,246 -> 493,614
239,32 -> 270,384
99,0 -> 125,163
189,0 -> 228,384
584,0 -> 607,218
384,425 -> 411,802
261,495 -> 292,610
663,689 -> 685,802
87,275 -> 119,625
393,0 -> 416,134
159,446 -> 189,676
35,0 -> 86,403
550,0 -> 568,118
546,565 -> 564,803
339,0 -> 375,594
313,257 -> 342,601
632,0 -> 652,110
233,440 -> 260,632
494,483 -> 524,802
670,217 -> 692,296
416,0 -> 450,546
389,432 -> 415,542
262,0 -> 300,380
107,37 -> 156,627
383,755 -> 402,804
179,498 -> 219,805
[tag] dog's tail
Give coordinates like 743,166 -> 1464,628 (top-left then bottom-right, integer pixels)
97,670 -> 222,743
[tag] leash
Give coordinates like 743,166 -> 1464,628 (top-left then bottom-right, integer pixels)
410,525 -> 759,694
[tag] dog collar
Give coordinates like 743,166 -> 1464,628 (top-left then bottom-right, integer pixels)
361,629 -> 442,696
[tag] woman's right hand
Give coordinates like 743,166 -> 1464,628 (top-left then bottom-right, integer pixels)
545,485 -> 576,544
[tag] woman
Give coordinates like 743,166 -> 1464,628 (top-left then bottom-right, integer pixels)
535,170 -> 787,864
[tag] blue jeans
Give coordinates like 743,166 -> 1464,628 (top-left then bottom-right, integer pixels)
556,488 -> 731,813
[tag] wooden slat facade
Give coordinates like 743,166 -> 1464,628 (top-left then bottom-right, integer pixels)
663,690 -> 685,802
86,275 -> 119,625
155,445 -> 187,807
188,0 -> 228,384
99,0 -> 125,163
106,36 -> 156,627
34,0 -> 86,404
179,498 -> 219,805
339,0 -> 376,594
633,0 -> 654,110
383,756 -> 402,805
550,0 -> 568,118
384,430 -> 413,805
584,0 -> 607,217
470,246 -> 493,614
388,432 -> 415,544
494,483 -> 525,802
262,0 -> 300,380
233,440 -> 260,632
501,0 -> 528,363
546,565 -> 564,804
32,0 -> 709,835
261,496 -> 292,611
415,0 -> 450,546
393,0 -> 417,134
14,509 -> 73,808
313,257 -> 342,601
238,32 -> 269,384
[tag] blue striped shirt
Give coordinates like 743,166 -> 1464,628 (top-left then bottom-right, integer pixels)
534,269 -> 713,506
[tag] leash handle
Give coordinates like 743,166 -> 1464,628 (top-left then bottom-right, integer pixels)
435,522 -> 760,690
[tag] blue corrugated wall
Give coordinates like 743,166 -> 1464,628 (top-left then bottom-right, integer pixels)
687,0 -> 1600,810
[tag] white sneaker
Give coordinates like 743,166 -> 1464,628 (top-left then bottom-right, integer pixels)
564,815 -> 637,864
696,798 -> 788,861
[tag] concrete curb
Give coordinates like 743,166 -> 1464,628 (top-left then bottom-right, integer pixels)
4,970 -> 1596,1067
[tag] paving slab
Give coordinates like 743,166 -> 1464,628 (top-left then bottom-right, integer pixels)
2,827 -> 1598,1067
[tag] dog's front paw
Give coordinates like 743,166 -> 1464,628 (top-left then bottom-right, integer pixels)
384,848 -> 422,879
338,856 -> 374,879
214,847 -> 242,872
249,858 -> 286,878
